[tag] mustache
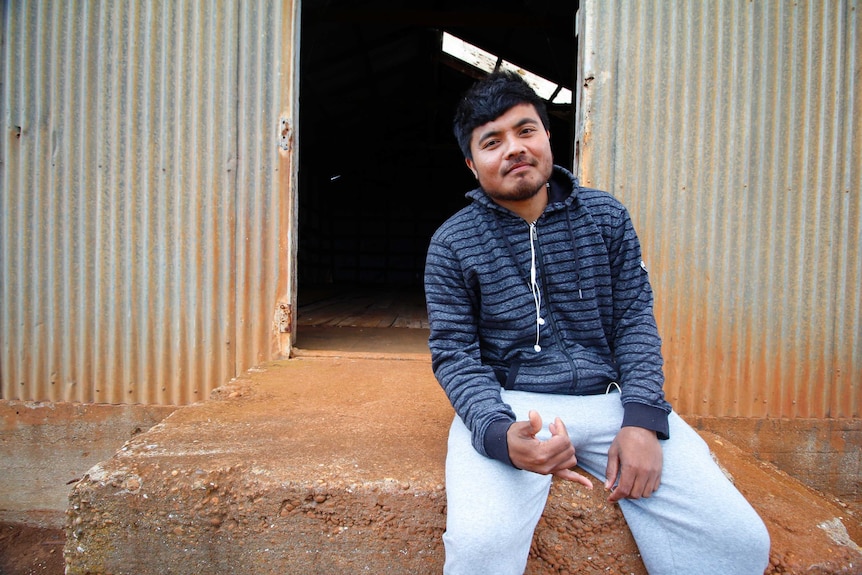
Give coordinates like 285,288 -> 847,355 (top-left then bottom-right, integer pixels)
503,155 -> 536,174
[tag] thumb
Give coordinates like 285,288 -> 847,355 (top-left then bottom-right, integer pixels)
527,410 -> 543,437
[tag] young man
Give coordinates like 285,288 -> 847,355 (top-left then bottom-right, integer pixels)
424,70 -> 770,575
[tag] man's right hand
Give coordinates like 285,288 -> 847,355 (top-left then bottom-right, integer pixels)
507,410 -> 594,488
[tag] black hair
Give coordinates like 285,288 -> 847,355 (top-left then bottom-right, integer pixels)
452,70 -> 551,160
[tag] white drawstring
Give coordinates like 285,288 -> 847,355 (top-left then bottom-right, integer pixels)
529,223 -> 545,352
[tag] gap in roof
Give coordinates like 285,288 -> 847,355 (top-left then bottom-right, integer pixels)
441,31 -> 572,105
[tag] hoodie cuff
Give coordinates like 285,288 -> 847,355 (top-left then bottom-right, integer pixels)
483,419 -> 515,466
622,403 -> 670,440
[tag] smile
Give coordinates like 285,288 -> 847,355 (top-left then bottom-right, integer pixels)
506,161 -> 533,175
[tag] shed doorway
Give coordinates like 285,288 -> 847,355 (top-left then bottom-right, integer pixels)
295,1 -> 577,354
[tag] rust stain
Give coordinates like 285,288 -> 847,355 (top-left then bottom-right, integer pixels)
278,117 -> 292,152
658,297 -> 851,419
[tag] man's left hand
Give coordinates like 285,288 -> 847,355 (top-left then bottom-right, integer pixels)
604,426 -> 663,503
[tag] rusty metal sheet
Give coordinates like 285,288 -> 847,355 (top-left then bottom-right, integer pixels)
0,0 -> 299,404
577,0 -> 860,417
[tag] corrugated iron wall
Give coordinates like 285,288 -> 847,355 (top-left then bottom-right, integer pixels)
0,1 -> 298,404
577,0 -> 860,417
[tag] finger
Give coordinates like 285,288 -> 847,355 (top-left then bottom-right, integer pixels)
544,436 -> 577,468
628,463 -> 661,499
555,468 -> 594,489
628,472 -> 648,500
527,410 -> 543,437
646,474 -> 661,497
608,470 -> 634,503
549,417 -> 570,440
604,451 -> 619,491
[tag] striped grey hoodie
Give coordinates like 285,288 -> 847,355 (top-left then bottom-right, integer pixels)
424,165 -> 672,466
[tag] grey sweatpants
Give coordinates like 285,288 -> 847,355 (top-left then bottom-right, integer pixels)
443,390 -> 770,575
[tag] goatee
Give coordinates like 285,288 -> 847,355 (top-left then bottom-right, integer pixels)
487,179 -> 545,202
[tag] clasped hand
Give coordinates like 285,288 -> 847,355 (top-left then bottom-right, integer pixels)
507,410 -> 663,502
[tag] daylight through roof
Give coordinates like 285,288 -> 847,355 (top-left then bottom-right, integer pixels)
441,31 -> 572,104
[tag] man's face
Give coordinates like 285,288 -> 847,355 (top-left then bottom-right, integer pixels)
465,103 -> 553,203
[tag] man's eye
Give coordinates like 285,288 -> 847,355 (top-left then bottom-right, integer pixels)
521,127 -> 536,135
481,139 -> 499,149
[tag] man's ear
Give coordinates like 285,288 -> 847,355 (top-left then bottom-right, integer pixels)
465,158 -> 478,180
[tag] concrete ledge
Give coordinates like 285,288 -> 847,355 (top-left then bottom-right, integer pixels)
690,415 -> 862,513
64,358 -> 861,574
0,400 -> 176,529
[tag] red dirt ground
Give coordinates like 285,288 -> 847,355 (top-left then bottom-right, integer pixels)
0,523 -> 64,575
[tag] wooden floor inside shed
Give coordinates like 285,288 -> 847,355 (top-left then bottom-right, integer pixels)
297,286 -> 428,329
294,286 -> 430,355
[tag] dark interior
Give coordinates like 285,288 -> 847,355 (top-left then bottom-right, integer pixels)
298,0 -> 578,304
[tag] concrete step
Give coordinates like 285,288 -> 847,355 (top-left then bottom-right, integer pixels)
65,358 -> 861,574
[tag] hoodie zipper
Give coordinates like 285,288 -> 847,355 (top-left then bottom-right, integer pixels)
529,224 -> 580,388
528,222 -> 545,352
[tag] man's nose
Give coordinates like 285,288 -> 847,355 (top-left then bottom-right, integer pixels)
503,134 -> 526,158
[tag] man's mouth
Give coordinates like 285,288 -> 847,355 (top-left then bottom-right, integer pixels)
505,160 -> 533,175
